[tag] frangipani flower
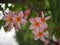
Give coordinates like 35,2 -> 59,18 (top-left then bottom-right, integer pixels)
14,11 -> 27,31
41,11 -> 51,22
29,17 -> 45,31
3,11 -> 15,31
32,29 -> 49,44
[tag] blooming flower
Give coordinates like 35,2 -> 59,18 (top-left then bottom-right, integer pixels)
32,29 -> 49,44
29,17 -> 44,31
3,11 -> 15,31
40,11 -> 51,30
41,11 -> 51,22
14,11 -> 27,31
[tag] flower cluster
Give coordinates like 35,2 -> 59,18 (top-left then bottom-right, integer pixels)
3,10 -> 30,31
29,11 -> 51,45
3,10 -> 51,45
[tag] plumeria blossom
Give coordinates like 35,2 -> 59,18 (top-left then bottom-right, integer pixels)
3,11 -> 15,31
40,11 -> 51,30
14,11 -> 27,31
29,17 -> 46,31
24,9 -> 30,19
32,29 -> 49,45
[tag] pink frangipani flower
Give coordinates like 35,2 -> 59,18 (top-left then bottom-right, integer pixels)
3,11 -> 15,31
40,11 -> 51,30
29,17 -> 45,31
14,11 -> 27,31
32,29 -> 49,44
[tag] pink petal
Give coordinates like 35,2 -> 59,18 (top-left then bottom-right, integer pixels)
40,36 -> 45,41
35,17 -> 42,23
40,22 -> 48,30
30,24 -> 36,30
21,19 -> 27,24
14,22 -> 20,29
32,28 -> 39,35
34,35 -> 39,40
29,18 -> 35,24
8,24 -> 13,31
41,11 -> 44,18
39,26 -> 44,31
44,39 -> 49,45
44,31 -> 49,37
45,16 -> 51,20
14,23 -> 21,31
4,22 -> 10,27
25,9 -> 30,16
35,27 -> 40,31
3,16 -> 8,20
18,11 -> 24,18
8,11 -> 15,17
17,23 -> 21,29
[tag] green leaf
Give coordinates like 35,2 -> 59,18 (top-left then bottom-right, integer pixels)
0,19 -> 5,29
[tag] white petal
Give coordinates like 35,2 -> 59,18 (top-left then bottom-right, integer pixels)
41,11 -> 44,18
4,22 -> 10,27
45,16 -> 51,20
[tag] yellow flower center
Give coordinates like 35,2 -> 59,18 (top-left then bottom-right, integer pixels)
16,17 -> 21,22
38,32 -> 43,37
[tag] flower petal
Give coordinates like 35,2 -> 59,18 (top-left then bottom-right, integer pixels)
3,16 -> 8,20
34,35 -> 39,40
41,11 -> 44,18
35,17 -> 42,23
30,24 -> 36,30
8,11 -> 15,17
44,31 -> 49,37
40,22 -> 48,30
4,22 -> 10,27
44,39 -> 49,45
18,11 -> 24,18
29,18 -> 35,24
45,16 -> 51,20
17,23 -> 21,29
40,36 -> 45,41
14,23 -> 21,31
32,28 -> 39,35
25,9 -> 30,16
8,24 -> 13,31
21,19 -> 27,24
